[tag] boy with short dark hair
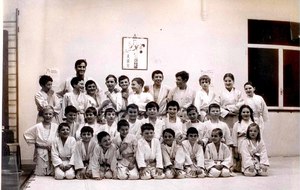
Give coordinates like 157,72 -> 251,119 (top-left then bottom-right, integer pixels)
70,126 -> 97,179
112,120 -> 139,180
64,105 -> 79,138
126,104 -> 143,139
182,127 -> 206,178
90,131 -> 117,179
204,128 -> 233,177
136,123 -> 165,180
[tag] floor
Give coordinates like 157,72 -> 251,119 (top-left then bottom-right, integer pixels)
19,156 -> 300,190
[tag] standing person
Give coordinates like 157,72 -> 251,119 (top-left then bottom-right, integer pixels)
34,75 -> 61,123
85,80 -> 102,111
23,106 -> 59,176
203,103 -> 233,147
142,101 -> 165,140
75,107 -> 102,141
136,123 -> 165,180
112,120 -> 139,180
126,104 -> 143,139
51,123 -> 76,180
182,127 -> 206,178
184,105 -> 206,146
167,71 -> 195,121
62,77 -> 90,124
100,75 -> 123,114
148,70 -> 170,117
204,128 -> 233,178
240,123 -> 269,176
163,101 -> 185,143
128,77 -> 153,118
194,75 -> 216,122
57,59 -> 100,98
243,82 -> 269,133
64,105 -> 79,138
232,105 -> 254,172
215,73 -> 244,133
118,75 -> 132,119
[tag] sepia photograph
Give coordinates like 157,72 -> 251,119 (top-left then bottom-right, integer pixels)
1,0 -> 299,190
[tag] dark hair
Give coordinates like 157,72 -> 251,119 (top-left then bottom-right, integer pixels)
70,76 -> 82,88
186,105 -> 198,114
211,128 -> 223,138
199,75 -> 211,84
106,74 -> 117,83
85,80 -> 97,89
208,103 -> 220,113
85,106 -> 97,116
118,75 -> 130,84
126,103 -> 139,112
146,101 -> 159,111
39,75 -> 53,86
238,105 -> 254,123
117,119 -> 130,131
151,70 -> 164,79
162,128 -> 175,138
75,59 -> 87,68
141,123 -> 154,133
246,123 -> 261,142
58,122 -> 70,132
97,131 -> 110,143
104,107 -> 116,116
244,81 -> 254,88
132,77 -> 144,87
187,127 -> 198,136
167,100 -> 180,110
175,71 -> 189,82
223,73 -> 235,81
80,126 -> 94,135
65,105 -> 78,115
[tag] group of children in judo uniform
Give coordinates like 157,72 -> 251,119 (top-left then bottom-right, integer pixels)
24,101 -> 269,180
25,61 -> 270,180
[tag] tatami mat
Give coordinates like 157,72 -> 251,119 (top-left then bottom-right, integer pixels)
23,157 -> 300,190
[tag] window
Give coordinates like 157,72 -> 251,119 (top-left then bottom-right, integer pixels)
248,19 -> 300,110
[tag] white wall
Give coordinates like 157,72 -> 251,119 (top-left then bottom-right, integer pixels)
3,0 -> 300,160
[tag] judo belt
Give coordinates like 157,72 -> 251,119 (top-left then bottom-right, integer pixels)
145,159 -> 156,167
60,157 -> 71,161
83,160 -> 89,166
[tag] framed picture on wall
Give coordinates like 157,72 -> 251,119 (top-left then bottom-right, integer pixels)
122,36 -> 148,70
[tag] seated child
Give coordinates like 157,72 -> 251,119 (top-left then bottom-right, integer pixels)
71,126 -> 97,179
51,123 -> 76,180
163,101 -> 185,143
161,128 -> 186,179
75,107 -> 102,140
240,123 -> 269,176
184,105 -> 205,146
112,120 -> 139,180
136,123 -> 165,180
142,101 -> 165,140
100,108 -> 119,139
182,127 -> 206,178
204,128 -> 233,177
64,105 -> 79,138
203,103 -> 233,147
23,106 -> 59,176
126,104 -> 143,139
90,131 -> 118,179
